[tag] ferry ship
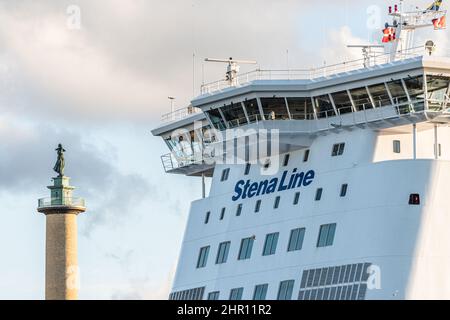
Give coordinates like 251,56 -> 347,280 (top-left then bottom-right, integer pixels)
152,1 -> 450,300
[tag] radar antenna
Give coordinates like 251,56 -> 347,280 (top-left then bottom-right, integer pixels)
347,45 -> 385,68
205,57 -> 257,86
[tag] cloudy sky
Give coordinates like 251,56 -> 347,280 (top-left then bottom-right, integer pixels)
0,0 -> 444,299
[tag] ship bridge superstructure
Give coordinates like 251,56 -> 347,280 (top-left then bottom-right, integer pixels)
152,51 -> 450,177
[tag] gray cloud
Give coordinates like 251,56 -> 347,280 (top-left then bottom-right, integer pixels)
0,119 -> 153,235
0,0 -> 367,123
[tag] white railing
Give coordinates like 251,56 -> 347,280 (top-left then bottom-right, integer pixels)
161,106 -> 202,123
38,197 -> 86,208
200,46 -> 426,95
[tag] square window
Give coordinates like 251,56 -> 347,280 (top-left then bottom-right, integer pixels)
274,196 -> 281,209
303,149 -> 310,162
236,204 -> 243,216
332,143 -> 345,156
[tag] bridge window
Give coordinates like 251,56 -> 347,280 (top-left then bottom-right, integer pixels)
221,103 -> 248,128
387,79 -> 408,106
368,83 -> 392,108
261,97 -> 290,120
253,284 -> 268,300
207,108 -> 227,130
238,237 -> 255,260
317,223 -> 336,247
196,246 -> 210,268
426,75 -> 450,110
331,91 -> 353,115
314,95 -> 335,118
350,87 -> 373,111
404,75 -> 425,111
243,99 -> 261,123
287,97 -> 315,120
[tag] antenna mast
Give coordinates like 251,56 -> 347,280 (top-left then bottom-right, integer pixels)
204,57 -> 257,86
347,45 -> 385,68
384,1 -> 447,61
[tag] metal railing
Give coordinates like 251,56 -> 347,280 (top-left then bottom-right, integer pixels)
200,46 -> 426,95
161,106 -> 202,123
38,197 -> 86,208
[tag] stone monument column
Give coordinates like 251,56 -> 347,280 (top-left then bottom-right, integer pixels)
37,145 -> 86,300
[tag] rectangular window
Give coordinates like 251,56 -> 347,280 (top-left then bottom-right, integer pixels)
435,143 -> 442,157
196,246 -> 210,268
293,192 -> 300,205
207,291 -> 220,300
216,241 -> 231,264
304,149 -> 310,162
244,163 -> 251,175
317,223 -> 337,248
274,196 -> 281,209
393,140 -> 401,153
315,188 -> 323,201
221,168 -> 230,181
253,284 -> 268,300
332,143 -> 345,156
229,288 -> 244,300
255,200 -> 262,213
238,237 -> 254,260
340,184 -> 348,197
287,228 -> 306,252
204,211 -> 210,224
277,280 -> 295,300
220,207 -> 226,220
236,204 -> 243,217
262,232 -> 279,256
283,154 -> 290,167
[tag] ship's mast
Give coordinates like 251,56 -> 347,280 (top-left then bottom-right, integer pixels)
387,0 -> 446,61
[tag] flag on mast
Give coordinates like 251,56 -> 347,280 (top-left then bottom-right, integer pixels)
432,15 -> 447,29
427,0 -> 443,11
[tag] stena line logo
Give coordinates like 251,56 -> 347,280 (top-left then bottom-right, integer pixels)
232,169 -> 315,201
